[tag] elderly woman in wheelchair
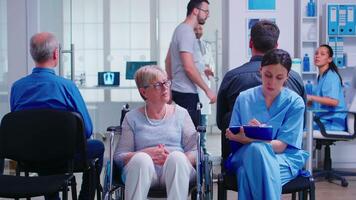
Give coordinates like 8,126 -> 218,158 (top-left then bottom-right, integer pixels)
113,65 -> 197,200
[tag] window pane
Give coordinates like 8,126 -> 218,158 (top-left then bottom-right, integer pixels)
131,23 -> 150,49
111,23 -> 130,49
72,0 -> 85,23
84,0 -> 103,23
0,0 -> 8,82
84,24 -> 103,49
0,0 -> 8,117
71,0 -> 104,88
110,0 -> 130,22
131,0 -> 150,22
110,0 -> 151,102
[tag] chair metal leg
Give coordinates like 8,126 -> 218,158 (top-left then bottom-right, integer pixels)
95,161 -> 102,200
217,174 -> 227,200
62,183 -> 68,200
297,191 -> 306,200
120,187 -> 125,200
191,189 -> 197,200
88,165 -> 96,200
291,192 -> 296,200
71,176 -> 78,200
310,185 -> 316,200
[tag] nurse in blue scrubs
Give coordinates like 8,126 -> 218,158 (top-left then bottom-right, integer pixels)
307,44 -> 347,131
225,49 -> 309,200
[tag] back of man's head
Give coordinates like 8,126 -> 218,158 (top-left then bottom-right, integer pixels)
250,20 -> 279,53
186,0 -> 209,16
30,32 -> 58,64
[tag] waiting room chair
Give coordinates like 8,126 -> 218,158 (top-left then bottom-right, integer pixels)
313,110 -> 356,187
217,130 -> 315,200
0,109 -> 87,199
102,103 -> 213,200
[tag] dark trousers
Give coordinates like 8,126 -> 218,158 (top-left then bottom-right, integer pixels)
172,90 -> 200,127
46,139 -> 105,200
0,159 -> 3,174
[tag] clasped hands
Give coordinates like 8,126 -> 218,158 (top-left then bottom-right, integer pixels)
142,144 -> 170,166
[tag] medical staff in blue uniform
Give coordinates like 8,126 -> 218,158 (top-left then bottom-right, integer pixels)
225,49 -> 309,200
307,44 -> 347,131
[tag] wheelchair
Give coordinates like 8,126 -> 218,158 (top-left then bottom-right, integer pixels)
102,103 -> 213,200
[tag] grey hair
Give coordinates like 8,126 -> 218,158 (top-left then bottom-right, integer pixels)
134,65 -> 167,89
30,32 -> 59,63
134,65 -> 167,100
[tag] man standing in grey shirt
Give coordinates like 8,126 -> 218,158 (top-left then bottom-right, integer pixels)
165,0 -> 216,127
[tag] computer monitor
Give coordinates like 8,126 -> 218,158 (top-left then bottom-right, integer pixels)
126,61 -> 157,80
98,72 -> 120,86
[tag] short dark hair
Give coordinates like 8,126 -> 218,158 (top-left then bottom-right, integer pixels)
250,20 -> 279,53
187,0 -> 209,16
261,49 -> 291,73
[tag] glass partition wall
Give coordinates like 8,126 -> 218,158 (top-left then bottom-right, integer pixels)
0,0 -> 8,119
4,0 -> 222,134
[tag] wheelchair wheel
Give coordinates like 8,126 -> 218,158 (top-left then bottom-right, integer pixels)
203,154 -> 213,200
102,160 -> 111,200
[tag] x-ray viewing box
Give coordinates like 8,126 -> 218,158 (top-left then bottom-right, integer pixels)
98,72 -> 120,86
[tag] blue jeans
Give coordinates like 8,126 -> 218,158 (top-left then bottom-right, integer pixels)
46,139 -> 105,200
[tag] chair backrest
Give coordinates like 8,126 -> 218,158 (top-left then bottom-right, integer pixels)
345,87 -> 356,135
0,109 -> 87,173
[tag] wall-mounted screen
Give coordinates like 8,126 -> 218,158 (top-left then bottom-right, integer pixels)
126,61 -> 157,80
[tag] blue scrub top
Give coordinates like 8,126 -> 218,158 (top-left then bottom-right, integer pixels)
229,86 -> 309,176
313,69 -> 347,131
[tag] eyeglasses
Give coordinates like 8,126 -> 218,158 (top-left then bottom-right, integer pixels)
145,80 -> 171,90
198,8 -> 209,15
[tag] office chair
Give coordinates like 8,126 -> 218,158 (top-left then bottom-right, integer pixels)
313,110 -> 356,187
217,130 -> 315,200
0,109 -> 87,199
102,103 -> 213,200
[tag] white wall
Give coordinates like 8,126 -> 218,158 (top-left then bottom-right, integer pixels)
223,0 -> 295,71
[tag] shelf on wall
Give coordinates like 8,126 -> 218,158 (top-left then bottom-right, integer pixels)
329,35 -> 356,38
302,16 -> 318,21
302,40 -> 318,43
302,71 -> 318,75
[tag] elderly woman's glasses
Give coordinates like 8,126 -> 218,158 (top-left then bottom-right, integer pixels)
145,80 -> 171,90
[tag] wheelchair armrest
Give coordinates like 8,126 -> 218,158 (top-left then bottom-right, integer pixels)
106,126 -> 120,132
